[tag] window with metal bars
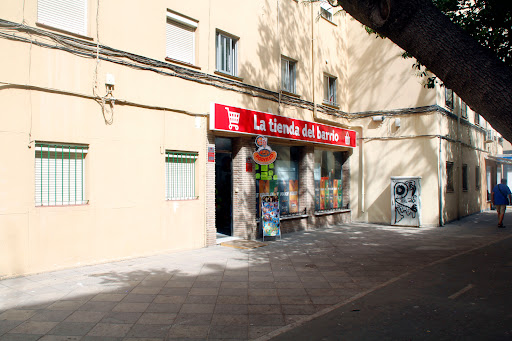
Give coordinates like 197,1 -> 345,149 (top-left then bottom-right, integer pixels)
165,151 -> 198,200
35,143 -> 88,206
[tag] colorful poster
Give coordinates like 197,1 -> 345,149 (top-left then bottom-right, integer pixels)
278,180 -> 289,215
337,180 -> 343,208
262,195 -> 280,237
289,180 -> 299,214
333,180 -> 338,209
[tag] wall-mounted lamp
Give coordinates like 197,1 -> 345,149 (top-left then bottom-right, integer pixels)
372,115 -> 384,122
395,118 -> 401,127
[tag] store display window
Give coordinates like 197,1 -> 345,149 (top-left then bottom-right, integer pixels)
256,145 -> 300,217
314,149 -> 344,211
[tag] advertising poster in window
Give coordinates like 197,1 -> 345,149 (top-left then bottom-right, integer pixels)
289,180 -> 299,214
261,195 -> 280,237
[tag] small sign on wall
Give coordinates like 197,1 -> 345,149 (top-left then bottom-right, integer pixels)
246,157 -> 253,172
208,147 -> 215,162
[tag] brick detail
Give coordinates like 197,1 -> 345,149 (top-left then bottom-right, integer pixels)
232,137 -> 257,239
205,133 -> 217,246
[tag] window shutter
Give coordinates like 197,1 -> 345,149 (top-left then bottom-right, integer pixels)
38,0 -> 87,36
166,20 -> 195,64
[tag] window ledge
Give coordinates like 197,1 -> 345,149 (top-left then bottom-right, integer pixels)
36,22 -> 93,40
36,201 -> 89,207
280,90 -> 301,98
165,57 -> 201,70
280,214 -> 309,221
214,71 -> 243,82
166,197 -> 199,201
314,208 -> 350,216
322,101 -> 340,109
321,16 -> 337,26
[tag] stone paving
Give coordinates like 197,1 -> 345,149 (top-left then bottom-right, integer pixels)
0,211 -> 511,340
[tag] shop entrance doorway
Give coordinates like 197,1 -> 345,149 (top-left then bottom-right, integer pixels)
215,137 -> 233,236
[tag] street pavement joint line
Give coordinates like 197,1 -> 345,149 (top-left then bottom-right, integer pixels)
253,233 -> 512,341
448,283 -> 474,299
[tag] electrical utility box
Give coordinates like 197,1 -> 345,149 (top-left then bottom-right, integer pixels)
391,176 -> 421,227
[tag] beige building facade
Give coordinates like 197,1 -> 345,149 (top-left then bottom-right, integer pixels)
0,0 -> 505,278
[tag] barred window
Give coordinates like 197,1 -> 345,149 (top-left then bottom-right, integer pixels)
475,166 -> 481,189
446,161 -> 454,192
462,164 -> 468,191
35,143 -> 88,206
165,151 -> 198,200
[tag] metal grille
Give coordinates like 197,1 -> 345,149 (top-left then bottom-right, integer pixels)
35,143 -> 88,206
165,151 -> 198,200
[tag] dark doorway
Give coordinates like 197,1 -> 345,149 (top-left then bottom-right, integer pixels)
215,137 -> 233,236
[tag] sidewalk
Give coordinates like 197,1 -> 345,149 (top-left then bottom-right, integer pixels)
1,211 -> 510,341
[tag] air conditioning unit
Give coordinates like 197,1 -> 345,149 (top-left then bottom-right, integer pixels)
485,130 -> 494,143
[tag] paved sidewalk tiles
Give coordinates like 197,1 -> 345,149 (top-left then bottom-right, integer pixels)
0,211 -> 510,340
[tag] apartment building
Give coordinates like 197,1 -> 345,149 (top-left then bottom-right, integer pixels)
0,0 -> 505,278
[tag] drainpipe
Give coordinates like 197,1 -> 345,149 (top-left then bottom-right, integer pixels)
438,135 -> 444,226
456,106 -> 461,220
311,2 -> 316,119
349,125 -> 365,213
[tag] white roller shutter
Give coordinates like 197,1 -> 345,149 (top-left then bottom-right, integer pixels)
166,12 -> 197,65
38,0 -> 87,36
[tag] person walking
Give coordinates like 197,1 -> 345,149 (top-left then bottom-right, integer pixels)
491,178 -> 512,228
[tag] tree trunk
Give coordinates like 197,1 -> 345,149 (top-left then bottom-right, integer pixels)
338,0 -> 512,142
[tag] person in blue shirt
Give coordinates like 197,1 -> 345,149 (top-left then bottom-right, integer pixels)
491,178 -> 512,228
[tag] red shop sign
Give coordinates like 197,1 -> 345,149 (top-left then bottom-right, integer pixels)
209,103 -> 356,148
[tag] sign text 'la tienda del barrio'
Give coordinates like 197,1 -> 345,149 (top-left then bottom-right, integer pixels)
210,103 -> 356,148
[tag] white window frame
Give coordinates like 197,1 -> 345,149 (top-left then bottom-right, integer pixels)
165,151 -> 198,200
166,11 -> 198,65
216,31 -> 238,76
35,143 -> 88,206
324,74 -> 337,105
320,1 -> 334,22
37,0 -> 88,36
281,57 -> 297,94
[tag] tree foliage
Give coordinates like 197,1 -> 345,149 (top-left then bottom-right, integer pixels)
433,0 -> 512,67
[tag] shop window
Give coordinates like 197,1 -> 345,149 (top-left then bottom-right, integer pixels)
256,145 -> 300,217
166,11 -> 197,65
314,150 -> 344,211
281,57 -> 297,94
324,74 -> 337,106
216,31 -> 238,76
446,161 -> 454,192
462,164 -> 468,191
37,0 -> 88,36
445,88 -> 453,110
320,1 -> 334,22
35,142 -> 88,206
166,151 -> 198,200
475,166 -> 481,189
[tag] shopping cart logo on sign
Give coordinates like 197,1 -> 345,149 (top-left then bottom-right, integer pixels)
226,107 -> 240,130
